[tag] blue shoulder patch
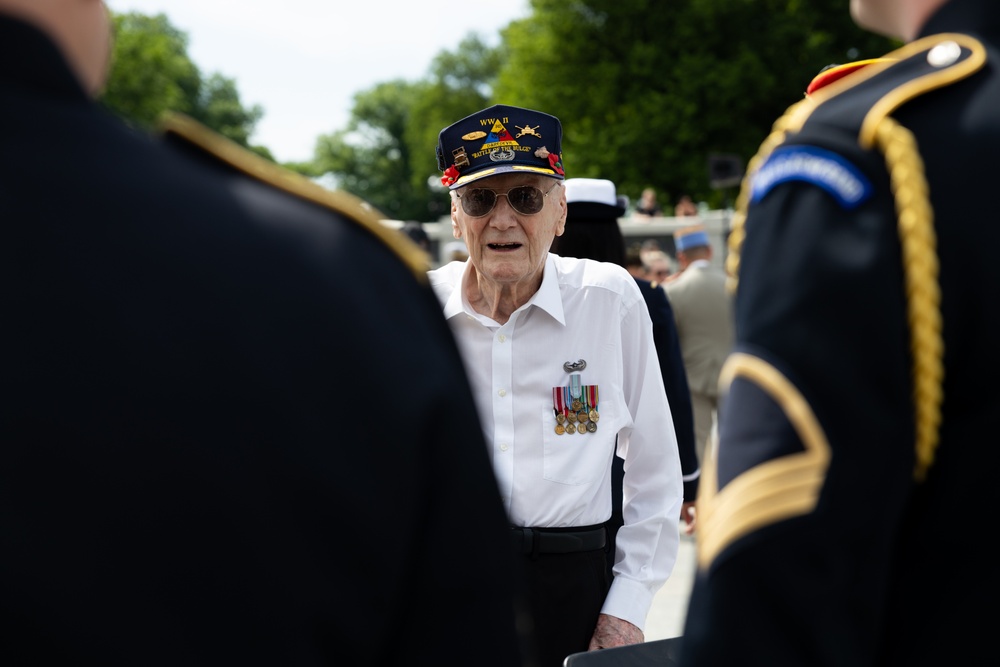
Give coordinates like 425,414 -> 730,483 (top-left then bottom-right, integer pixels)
750,145 -> 873,209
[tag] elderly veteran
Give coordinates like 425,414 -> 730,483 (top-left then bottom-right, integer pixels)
428,104 -> 683,667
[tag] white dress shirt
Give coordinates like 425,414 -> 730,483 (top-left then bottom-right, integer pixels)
428,252 -> 683,629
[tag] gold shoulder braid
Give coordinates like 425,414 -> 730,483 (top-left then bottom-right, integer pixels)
873,118 -> 942,481
727,34 -> 986,481
157,112 -> 431,282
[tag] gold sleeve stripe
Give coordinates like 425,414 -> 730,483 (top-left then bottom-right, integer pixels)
697,353 -> 831,570
157,113 -> 431,282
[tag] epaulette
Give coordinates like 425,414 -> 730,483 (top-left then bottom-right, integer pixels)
725,33 -> 987,483
796,33 -> 987,149
157,112 -> 431,282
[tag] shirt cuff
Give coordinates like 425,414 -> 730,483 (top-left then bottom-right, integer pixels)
601,575 -> 656,631
683,476 -> 700,502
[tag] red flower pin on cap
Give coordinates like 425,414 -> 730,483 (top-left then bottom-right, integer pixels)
441,165 -> 460,187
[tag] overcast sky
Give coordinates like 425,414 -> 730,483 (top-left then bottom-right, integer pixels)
106,0 -> 530,163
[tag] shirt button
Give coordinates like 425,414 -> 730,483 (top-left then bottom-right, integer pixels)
499,443 -> 509,452
498,389 -> 507,397
498,334 -> 507,343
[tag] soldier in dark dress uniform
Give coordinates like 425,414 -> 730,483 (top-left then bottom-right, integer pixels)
680,1 -> 999,665
0,2 -> 528,665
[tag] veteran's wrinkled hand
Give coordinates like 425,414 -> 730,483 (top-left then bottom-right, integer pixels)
681,501 -> 697,535
588,613 -> 644,651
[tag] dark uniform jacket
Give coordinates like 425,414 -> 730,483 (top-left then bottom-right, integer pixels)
607,276 -> 698,579
681,1 -> 998,665
1,15 -> 527,666
637,277 -> 699,502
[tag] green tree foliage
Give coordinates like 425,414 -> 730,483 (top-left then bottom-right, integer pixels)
102,13 -> 199,126
406,33 -> 508,173
101,12 -> 266,154
189,73 -> 263,149
406,35 -> 506,219
313,34 -> 504,221
313,80 -> 426,220
493,0 -> 896,209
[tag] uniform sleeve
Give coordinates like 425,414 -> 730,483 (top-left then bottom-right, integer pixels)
680,151 -> 919,664
603,287 -> 684,628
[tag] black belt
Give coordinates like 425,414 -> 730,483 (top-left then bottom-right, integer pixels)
510,524 -> 607,555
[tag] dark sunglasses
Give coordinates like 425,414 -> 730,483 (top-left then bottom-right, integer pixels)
455,182 -> 560,217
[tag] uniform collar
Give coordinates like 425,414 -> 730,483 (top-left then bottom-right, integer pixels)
442,254 -> 567,326
0,14 -> 90,102
921,0 -> 1000,38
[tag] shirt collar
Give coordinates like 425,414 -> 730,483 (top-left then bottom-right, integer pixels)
921,0 -> 1000,38
441,254 -> 566,326
531,254 -> 567,326
441,261 -> 473,320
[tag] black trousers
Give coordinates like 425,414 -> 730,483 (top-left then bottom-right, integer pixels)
517,548 -> 611,667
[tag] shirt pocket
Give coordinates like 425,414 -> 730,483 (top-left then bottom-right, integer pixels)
541,405 -> 614,485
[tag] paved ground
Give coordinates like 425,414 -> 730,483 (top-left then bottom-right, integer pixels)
644,532 -> 696,641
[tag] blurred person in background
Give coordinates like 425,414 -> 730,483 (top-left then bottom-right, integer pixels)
674,194 -> 699,217
643,249 -> 676,285
663,224 -> 734,465
632,186 -> 663,219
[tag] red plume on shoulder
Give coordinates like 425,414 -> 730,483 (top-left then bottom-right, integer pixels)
806,58 -> 895,96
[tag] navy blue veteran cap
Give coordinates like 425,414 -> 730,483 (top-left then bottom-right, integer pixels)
437,104 -> 565,190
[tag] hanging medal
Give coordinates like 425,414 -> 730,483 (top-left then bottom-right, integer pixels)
588,385 -> 600,423
552,386 -> 566,435
569,373 -> 584,412
585,385 -> 599,433
562,387 -> 576,434
574,376 -> 585,433
577,390 -> 590,425
577,387 -> 592,433
563,387 -> 578,425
